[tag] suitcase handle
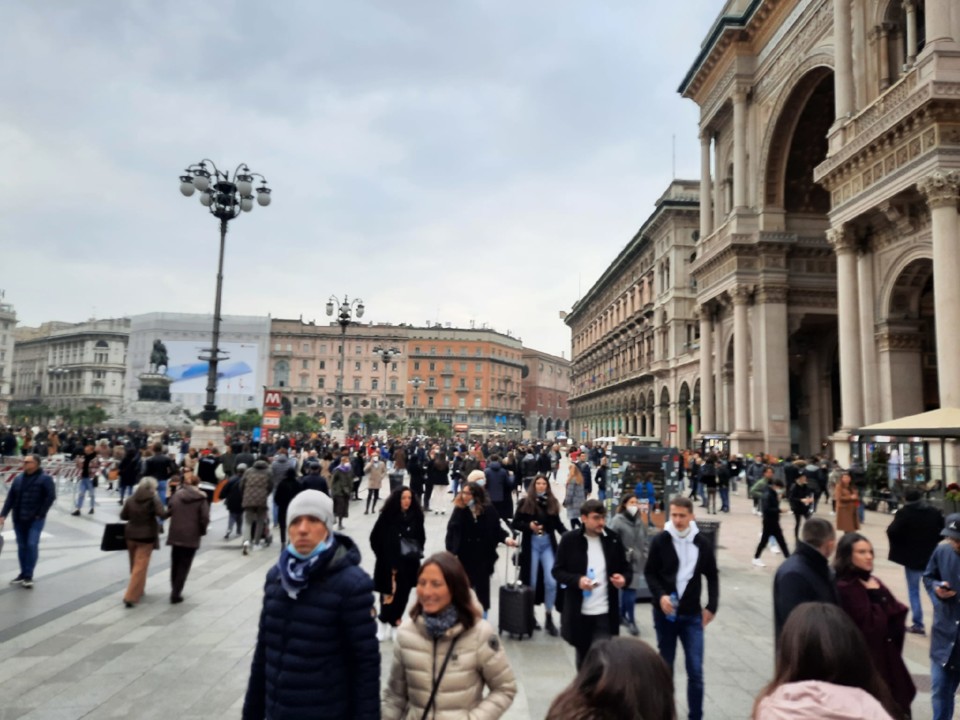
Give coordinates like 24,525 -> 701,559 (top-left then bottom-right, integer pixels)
504,532 -> 522,586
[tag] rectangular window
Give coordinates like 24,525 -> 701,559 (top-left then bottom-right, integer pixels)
319,344 -> 326,355
372,361 -> 379,372
286,344 -> 292,352
319,360 -> 325,370
427,395 -> 434,407
371,378 -> 379,390
390,379 -> 397,391
443,396 -> 451,407
414,361 -> 420,371
337,361 -> 342,371
474,378 -> 482,389
475,349 -> 482,356
318,377 -> 325,389
354,361 -> 361,371
428,377 -> 436,388
475,363 -> 482,372
459,378 -> 466,388
302,343 -> 310,353
430,347 -> 437,355
473,398 -> 481,408
353,379 -> 361,390
458,397 -> 465,408
444,362 -> 452,371
274,343 -> 281,351
300,376 -> 309,388
301,359 -> 309,369
459,362 -> 466,371
391,362 -> 398,371
443,378 -> 451,389
429,362 -> 436,371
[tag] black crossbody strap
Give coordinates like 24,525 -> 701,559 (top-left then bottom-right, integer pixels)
421,634 -> 461,719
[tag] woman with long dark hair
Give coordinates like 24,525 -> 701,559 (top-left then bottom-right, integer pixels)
546,636 -> 676,720
753,602 -> 899,719
382,552 -> 516,719
370,486 -> 426,642
834,533 -> 915,719
511,473 -> 566,636
445,481 -> 517,614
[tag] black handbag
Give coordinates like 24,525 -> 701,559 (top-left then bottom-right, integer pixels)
400,536 -> 423,559
100,522 -> 127,552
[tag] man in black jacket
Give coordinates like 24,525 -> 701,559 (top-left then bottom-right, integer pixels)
752,476 -> 790,565
644,496 -> 719,720
887,488 -> 944,634
773,517 -> 838,641
553,499 -> 631,669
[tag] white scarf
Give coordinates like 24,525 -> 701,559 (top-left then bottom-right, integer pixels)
665,520 -> 700,601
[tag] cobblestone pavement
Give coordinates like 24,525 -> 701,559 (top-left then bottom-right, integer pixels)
0,465 -> 940,719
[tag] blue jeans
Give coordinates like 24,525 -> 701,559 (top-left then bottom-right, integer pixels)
119,484 -> 132,502
932,660 -> 960,720
654,610 -> 705,720
719,487 -> 729,511
529,533 -> 557,610
157,480 -> 168,506
76,477 -> 96,510
13,517 -> 45,579
904,567 -> 936,629
620,587 -> 637,623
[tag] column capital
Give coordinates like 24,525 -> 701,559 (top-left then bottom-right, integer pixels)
733,86 -> 749,104
902,0 -> 916,10
700,130 -> 712,145
917,171 -> 960,210
731,285 -> 754,305
827,225 -> 858,253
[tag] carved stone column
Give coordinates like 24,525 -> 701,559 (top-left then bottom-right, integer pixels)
918,171 -> 960,407
834,0 -> 855,118
733,88 -> 748,209
874,24 -> 891,90
904,1 -> 918,64
713,132 -> 724,228
755,284 -> 791,455
827,226 -> 863,429
857,245 -> 880,424
699,307 -> 715,434
700,132 -> 713,239
732,286 -> 752,432
924,0 -> 954,48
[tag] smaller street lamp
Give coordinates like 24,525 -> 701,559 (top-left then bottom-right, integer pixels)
373,345 -> 401,433
326,295 -> 364,430
408,375 -> 424,434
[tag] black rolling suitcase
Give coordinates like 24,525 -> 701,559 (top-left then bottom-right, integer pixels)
498,538 -> 535,639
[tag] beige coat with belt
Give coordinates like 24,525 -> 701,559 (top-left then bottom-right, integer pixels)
365,459 -> 387,490
382,615 -> 516,720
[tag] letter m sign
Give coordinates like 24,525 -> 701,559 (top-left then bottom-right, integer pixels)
263,390 -> 283,409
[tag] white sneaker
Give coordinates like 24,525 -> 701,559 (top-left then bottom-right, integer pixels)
376,621 -> 389,642
242,541 -> 250,556
752,558 -> 766,567
771,546 -> 781,554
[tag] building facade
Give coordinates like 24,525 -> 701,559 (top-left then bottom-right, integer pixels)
681,0 -> 960,459
267,320 -> 526,436
12,318 -> 130,414
125,313 -> 270,414
521,349 -> 571,439
0,296 -> 16,423
565,180 -> 701,448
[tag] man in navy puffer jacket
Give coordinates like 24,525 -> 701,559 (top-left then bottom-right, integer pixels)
243,490 -> 379,719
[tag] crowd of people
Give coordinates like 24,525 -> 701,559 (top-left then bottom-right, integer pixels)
1,426 -> 959,718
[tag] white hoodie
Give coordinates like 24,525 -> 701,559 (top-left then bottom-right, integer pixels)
664,519 -> 700,601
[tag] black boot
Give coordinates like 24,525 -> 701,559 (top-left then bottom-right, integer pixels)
545,611 -> 559,637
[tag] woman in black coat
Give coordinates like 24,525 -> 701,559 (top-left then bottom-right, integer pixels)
369,485 -> 425,641
445,481 -> 516,614
511,473 -> 566,636
273,467 -> 301,545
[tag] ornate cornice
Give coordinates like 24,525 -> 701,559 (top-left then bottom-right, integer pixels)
756,284 -> 789,304
877,331 -> 924,352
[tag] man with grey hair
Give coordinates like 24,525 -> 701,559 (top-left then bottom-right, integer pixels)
773,516 -> 838,641
0,455 -> 56,588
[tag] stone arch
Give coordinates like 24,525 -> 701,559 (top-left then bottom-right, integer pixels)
537,416 -> 544,437
759,58 -> 835,211
877,244 -> 935,321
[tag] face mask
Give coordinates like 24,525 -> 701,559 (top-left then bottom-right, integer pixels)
674,525 -> 692,538
626,505 -> 639,517
286,536 -> 331,560
537,491 -> 547,498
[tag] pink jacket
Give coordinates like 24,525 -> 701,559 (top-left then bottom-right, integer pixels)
755,681 -> 894,720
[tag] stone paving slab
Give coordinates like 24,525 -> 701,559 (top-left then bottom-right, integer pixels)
0,465 -> 944,719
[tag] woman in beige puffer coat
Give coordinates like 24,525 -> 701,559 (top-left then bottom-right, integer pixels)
382,551 -> 516,719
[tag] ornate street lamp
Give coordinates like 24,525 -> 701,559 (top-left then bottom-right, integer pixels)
179,160 -> 272,425
373,345 -> 401,432
326,295 -> 364,430
408,375 -> 424,434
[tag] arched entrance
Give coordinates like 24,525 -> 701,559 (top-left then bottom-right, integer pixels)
881,258 -> 937,415
678,382 -> 692,449
537,416 -> 544,438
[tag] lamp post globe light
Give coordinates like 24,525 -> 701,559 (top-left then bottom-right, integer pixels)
407,375 -> 424,435
179,160 -> 271,426
372,345 -> 401,432
326,295 -> 364,430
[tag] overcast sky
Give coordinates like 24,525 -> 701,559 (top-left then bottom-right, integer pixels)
2,0 -> 721,358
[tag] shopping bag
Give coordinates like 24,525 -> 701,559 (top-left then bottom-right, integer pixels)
100,523 -> 127,552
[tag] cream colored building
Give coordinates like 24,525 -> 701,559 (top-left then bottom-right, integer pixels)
0,296 -> 15,423
680,0 -> 960,459
565,181 -> 701,448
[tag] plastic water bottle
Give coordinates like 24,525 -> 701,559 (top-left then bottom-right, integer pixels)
583,568 -> 595,598
666,592 -> 678,622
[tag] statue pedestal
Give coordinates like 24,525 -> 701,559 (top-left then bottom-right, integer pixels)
138,373 -> 172,402
190,424 -> 226,453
